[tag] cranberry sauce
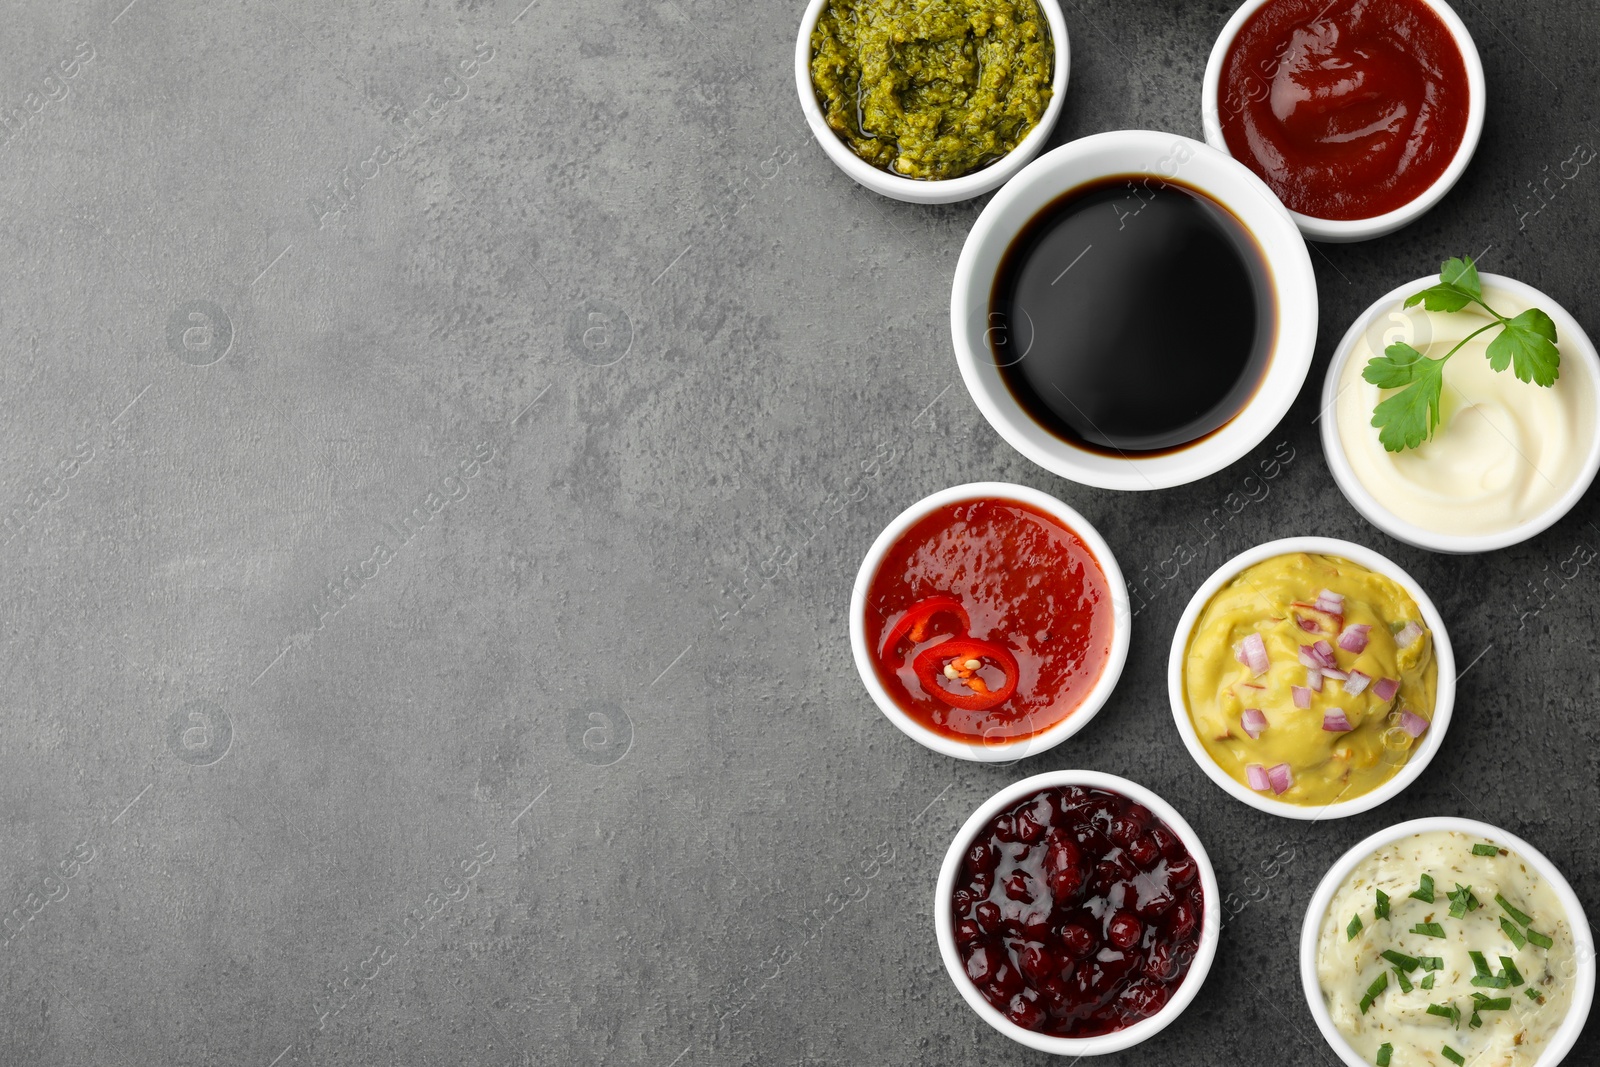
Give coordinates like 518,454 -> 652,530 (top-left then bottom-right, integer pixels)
951,785 -> 1205,1037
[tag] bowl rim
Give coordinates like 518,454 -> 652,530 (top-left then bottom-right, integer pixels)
1164,536 -> 1457,819
848,482 -> 1131,762
1319,272 -> 1600,554
1298,816 -> 1597,1067
793,0 -> 1071,205
949,128 -> 1319,491
1200,0 -> 1487,243
933,769 -> 1222,1055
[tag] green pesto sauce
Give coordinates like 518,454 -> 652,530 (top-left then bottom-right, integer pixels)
810,0 -> 1054,182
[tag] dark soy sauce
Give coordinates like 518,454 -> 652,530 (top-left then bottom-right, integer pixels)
990,175 -> 1275,456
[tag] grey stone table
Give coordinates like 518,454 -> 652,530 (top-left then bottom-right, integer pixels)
1,1 -> 1596,1064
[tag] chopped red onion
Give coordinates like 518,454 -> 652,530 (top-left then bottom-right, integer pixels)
1247,764 -> 1270,792
1299,641 -> 1337,670
1372,677 -> 1400,702
1307,667 -> 1324,692
1241,708 -> 1268,739
1400,710 -> 1430,738
1316,590 -> 1345,615
1295,614 -> 1320,634
1292,686 -> 1312,709
1395,621 -> 1425,648
1267,763 -> 1294,795
1337,624 -> 1371,653
1321,667 -> 1350,682
1343,670 -> 1371,696
1323,710 -> 1354,732
1241,633 -> 1269,676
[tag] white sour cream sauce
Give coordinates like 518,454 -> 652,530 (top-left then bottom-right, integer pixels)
1335,288 -> 1596,537
1317,831 -> 1577,1066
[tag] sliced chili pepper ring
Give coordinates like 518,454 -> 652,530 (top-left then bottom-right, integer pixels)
913,637 -> 1020,712
879,594 -> 971,663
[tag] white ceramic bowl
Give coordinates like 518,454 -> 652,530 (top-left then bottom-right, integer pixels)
1300,817 -> 1596,1067
951,129 -> 1317,491
1320,273 -> 1600,554
935,770 -> 1222,1056
1201,0 -> 1486,243
1167,537 -> 1456,819
849,482 -> 1130,761
794,0 -> 1069,204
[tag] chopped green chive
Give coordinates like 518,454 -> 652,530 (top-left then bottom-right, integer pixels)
1496,893 -> 1533,926
1411,874 -> 1436,903
1471,973 -> 1511,989
1501,917 -> 1528,949
1472,843 -> 1500,856
1419,955 -> 1444,971
1443,1046 -> 1465,1066
1375,888 -> 1390,920
1412,922 -> 1447,938
1469,951 -> 1491,977
1475,996 -> 1512,1011
1376,1043 -> 1393,1067
1500,957 -> 1524,986
1382,949 -> 1421,972
1394,967 -> 1413,993
1468,1011 -> 1483,1029
1348,913 -> 1364,941
1527,927 -> 1554,949
1426,1001 -> 1461,1027
1448,883 -> 1480,918
1359,972 -> 1389,1014
1421,973 -> 1437,990
1526,987 -> 1543,1001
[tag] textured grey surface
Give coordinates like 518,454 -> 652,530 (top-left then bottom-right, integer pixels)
0,0 -> 1597,1064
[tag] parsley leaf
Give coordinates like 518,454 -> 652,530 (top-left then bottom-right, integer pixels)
1369,347 -> 1446,452
1487,308 -> 1560,385
1364,341 -> 1438,389
1404,256 -> 1482,312
1365,255 -> 1560,452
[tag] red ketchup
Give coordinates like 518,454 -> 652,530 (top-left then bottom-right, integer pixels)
864,498 -> 1113,744
952,786 -> 1206,1037
1217,0 -> 1471,220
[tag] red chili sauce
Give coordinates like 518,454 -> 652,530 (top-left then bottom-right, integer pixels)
1218,0 -> 1470,220
953,786 -> 1206,1036
864,498 -> 1113,744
